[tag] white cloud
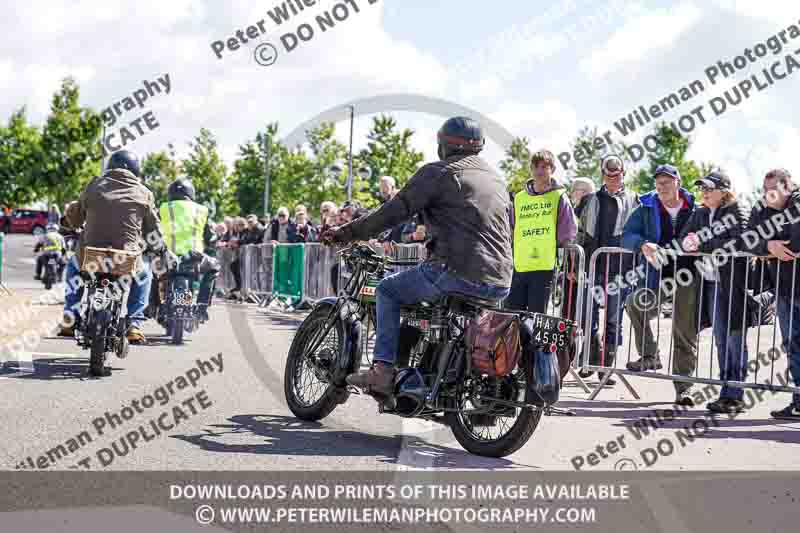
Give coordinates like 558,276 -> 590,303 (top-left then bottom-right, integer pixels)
579,2 -> 703,79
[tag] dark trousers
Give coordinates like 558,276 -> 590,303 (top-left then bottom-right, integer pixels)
505,270 -> 554,313
231,259 -> 241,291
36,252 -> 63,278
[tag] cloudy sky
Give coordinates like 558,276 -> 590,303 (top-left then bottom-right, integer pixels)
2,0 -> 799,194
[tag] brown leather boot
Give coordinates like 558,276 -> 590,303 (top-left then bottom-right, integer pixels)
126,326 -> 147,345
346,362 -> 395,397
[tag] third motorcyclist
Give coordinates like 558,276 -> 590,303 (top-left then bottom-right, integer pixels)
34,223 -> 66,281
322,116 -> 514,397
157,178 -> 221,322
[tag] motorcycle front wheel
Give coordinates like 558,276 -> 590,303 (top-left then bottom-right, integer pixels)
284,304 -> 347,421
446,366 -> 542,458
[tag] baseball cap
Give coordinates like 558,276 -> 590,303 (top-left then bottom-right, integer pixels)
654,164 -> 681,181
601,155 -> 624,176
695,170 -> 731,190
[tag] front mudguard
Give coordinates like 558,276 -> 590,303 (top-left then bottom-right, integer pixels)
314,298 -> 362,386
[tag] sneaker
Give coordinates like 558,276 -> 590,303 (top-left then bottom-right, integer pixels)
346,362 -> 395,397
626,356 -> 663,372
770,404 -> 800,420
58,326 -> 74,337
675,391 -> 695,407
34,275 -> 41,280
126,327 -> 147,345
707,398 -> 745,414
578,369 -> 594,379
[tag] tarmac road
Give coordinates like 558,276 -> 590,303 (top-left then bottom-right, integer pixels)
1,233 -> 799,471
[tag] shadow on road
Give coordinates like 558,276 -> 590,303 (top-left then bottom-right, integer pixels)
173,414 -> 529,470
0,357 -> 125,380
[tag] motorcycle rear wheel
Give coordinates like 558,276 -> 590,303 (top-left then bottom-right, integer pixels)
446,368 -> 542,458
172,319 -> 184,345
284,305 -> 347,421
89,332 -> 107,377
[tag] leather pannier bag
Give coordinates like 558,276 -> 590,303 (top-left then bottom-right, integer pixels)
465,310 -> 522,377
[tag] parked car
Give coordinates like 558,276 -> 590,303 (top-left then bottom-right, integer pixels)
2,209 -> 49,235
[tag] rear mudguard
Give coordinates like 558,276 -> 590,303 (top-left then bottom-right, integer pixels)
314,298 -> 362,386
520,318 -> 561,407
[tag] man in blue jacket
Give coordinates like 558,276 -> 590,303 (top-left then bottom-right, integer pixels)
622,164 -> 700,406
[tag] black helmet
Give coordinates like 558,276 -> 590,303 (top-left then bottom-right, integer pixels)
437,116 -> 485,159
107,150 -> 141,177
167,179 -> 196,202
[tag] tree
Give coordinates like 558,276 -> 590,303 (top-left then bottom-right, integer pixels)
629,122 -> 713,195
565,126 -> 631,187
38,78 -> 104,207
499,137 -> 531,194
141,144 -> 180,207
0,108 -> 42,208
353,115 -> 425,208
181,128 -> 234,217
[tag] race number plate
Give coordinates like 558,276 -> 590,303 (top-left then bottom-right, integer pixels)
529,313 -> 574,351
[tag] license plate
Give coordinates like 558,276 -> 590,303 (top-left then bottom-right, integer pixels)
529,313 -> 574,351
403,318 -> 430,330
48,259 -> 57,265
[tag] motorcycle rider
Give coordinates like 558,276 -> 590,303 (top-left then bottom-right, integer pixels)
323,116 -> 513,397
59,149 -> 163,344
34,223 -> 66,280
157,178 -> 220,322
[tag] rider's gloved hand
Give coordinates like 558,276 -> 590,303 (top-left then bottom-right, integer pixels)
320,225 -> 350,246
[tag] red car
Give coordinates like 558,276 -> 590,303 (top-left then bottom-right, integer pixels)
1,209 -> 49,235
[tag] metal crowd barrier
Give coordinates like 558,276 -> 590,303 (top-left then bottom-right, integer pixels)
303,243 -> 338,302
240,244 -> 274,303
215,247 -> 237,295
581,246 -> 798,401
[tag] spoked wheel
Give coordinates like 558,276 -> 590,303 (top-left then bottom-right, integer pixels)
284,305 -> 348,421
446,367 -> 543,457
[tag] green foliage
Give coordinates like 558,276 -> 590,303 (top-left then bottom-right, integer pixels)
0,107 -> 42,207
141,144 -> 180,206
181,128 -> 234,217
566,126 -> 632,187
630,122 -> 709,196
353,115 -> 425,208
499,137 -> 531,194
38,78 -> 104,207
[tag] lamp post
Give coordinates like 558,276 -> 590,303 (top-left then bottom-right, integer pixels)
263,131 -> 271,217
346,104 -> 355,202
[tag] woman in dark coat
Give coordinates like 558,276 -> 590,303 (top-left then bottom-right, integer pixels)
681,171 -> 750,414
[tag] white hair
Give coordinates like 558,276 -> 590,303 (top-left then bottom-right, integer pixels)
380,176 -> 396,188
571,177 -> 596,191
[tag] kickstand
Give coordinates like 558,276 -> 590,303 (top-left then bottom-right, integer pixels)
544,405 -> 576,416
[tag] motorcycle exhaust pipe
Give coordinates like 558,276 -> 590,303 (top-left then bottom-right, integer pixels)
394,391 -> 427,417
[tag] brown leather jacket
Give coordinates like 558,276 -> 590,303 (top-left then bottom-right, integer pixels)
339,154 -> 513,288
66,169 -> 162,267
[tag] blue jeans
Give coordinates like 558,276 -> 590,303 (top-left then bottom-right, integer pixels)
703,281 -> 748,401
776,295 -> 800,407
63,256 -> 152,328
588,284 -> 631,351
373,262 -> 510,365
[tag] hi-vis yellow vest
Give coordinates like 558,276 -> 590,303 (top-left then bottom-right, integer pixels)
513,189 -> 561,272
42,232 -> 64,252
159,200 -> 208,256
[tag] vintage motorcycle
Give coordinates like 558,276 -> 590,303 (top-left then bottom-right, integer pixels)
74,247 -> 139,377
283,244 -> 576,457
152,251 -> 210,345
